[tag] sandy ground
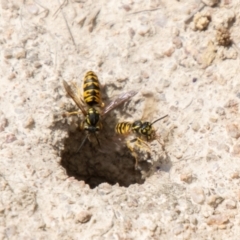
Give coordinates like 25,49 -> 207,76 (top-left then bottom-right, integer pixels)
1,0 -> 240,239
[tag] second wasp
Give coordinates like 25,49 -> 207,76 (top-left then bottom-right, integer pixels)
115,115 -> 168,169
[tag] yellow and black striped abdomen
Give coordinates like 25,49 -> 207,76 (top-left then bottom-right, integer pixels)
83,71 -> 102,106
115,122 -> 132,135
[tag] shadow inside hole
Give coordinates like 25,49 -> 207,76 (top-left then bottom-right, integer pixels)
61,130 -> 146,189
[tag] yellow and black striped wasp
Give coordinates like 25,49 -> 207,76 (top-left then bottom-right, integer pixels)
63,71 -> 137,151
115,114 -> 168,169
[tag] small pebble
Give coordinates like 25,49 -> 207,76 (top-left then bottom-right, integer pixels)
8,73 -> 16,80
224,199 -> 236,209
216,27 -> 232,46
173,224 -> 184,235
3,149 -> 13,158
174,151 -> 183,159
164,46 -> 175,57
170,106 -> 178,112
172,37 -> 182,49
230,171 -> 239,179
171,27 -> 179,37
14,48 -> 26,59
206,151 -> 218,161
75,211 -> 92,223
180,173 -> 192,183
207,195 -> 223,208
216,107 -> 225,116
5,134 -> 17,143
141,71 -> 149,79
128,28 -> 135,38
192,121 -> 200,132
141,89 -> 153,97
224,99 -> 238,108
85,8 -> 100,32
138,25 -> 150,36
15,140 -> 24,146
163,80 -> 171,88
189,216 -> 198,225
209,116 -> 218,123
75,15 -> 86,27
122,4 -> 131,12
34,62 -> 42,68
223,0 -> 231,4
0,117 -> 8,132
23,116 -> 35,128
193,12 -> 211,31
26,4 -> 39,15
202,0 -> 219,6
217,143 -> 229,152
226,124 -> 240,139
190,186 -> 205,204
98,183 -> 112,194
218,224 -> 227,229
4,49 -> 12,59
207,214 -> 229,225
55,171 -> 68,180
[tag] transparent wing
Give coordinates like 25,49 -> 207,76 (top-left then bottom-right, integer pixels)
63,80 -> 87,116
97,134 -> 127,154
102,90 -> 137,116
142,97 -> 157,121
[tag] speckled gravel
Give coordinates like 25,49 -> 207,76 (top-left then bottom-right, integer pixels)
1,0 -> 240,239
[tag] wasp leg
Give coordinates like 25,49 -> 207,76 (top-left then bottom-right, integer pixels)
100,102 -> 105,108
134,138 -> 151,152
127,138 -> 152,170
132,151 -> 139,170
128,138 -> 149,169
77,135 -> 88,152
127,139 -> 139,170
94,133 -> 101,148
155,134 -> 165,150
63,110 -> 83,117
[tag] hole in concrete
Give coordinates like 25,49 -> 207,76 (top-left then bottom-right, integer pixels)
61,130 -> 146,188
60,124 -> 171,188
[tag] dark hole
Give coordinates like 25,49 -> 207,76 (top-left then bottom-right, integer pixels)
60,130 -> 146,189
60,123 -> 172,188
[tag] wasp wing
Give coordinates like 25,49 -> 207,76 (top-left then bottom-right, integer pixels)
141,97 -> 156,121
63,80 -> 87,115
102,90 -> 137,116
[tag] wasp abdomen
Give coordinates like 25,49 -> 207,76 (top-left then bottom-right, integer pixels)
115,122 -> 132,135
83,71 -> 102,106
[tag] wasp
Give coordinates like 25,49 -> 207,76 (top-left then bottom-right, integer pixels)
115,114 -> 168,169
63,71 -> 137,151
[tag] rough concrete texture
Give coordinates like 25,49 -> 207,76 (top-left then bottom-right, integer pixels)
1,0 -> 240,239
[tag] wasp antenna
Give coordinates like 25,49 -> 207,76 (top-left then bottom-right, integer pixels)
95,133 -> 101,148
151,114 -> 168,126
77,135 -> 88,152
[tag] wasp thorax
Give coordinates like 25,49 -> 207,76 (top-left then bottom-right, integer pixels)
132,120 -> 143,131
86,108 -> 100,126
